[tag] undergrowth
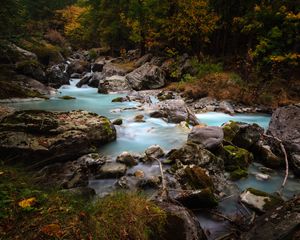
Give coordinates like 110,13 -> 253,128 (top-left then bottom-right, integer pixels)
0,164 -> 166,240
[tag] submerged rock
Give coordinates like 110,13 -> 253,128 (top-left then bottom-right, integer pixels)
0,110 -> 116,167
188,126 -> 224,150
112,118 -> 123,125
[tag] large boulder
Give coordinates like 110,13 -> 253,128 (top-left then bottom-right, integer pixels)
267,105 -> 300,175
188,126 -> 224,150
0,110 -> 116,167
46,63 -> 69,88
150,99 -> 199,126
98,75 -> 132,94
126,62 -> 166,90
241,196 -> 300,240
222,121 -> 264,150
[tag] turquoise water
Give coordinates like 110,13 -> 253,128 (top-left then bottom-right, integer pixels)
4,80 -> 271,157
4,81 -> 299,239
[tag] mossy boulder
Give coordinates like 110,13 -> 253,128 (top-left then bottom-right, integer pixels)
168,142 -> 224,175
0,110 -> 116,167
240,188 -> 283,213
184,166 -> 214,190
222,121 -> 264,150
223,145 -> 253,172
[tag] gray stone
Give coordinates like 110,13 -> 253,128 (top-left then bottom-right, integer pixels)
46,64 -> 69,88
150,99 -> 199,126
96,162 -> 127,179
267,105 -> 300,175
145,145 -> 165,159
76,72 -> 93,88
0,110 -> 116,167
116,151 -> 138,167
188,126 -> 224,150
126,62 -> 166,90
98,75 -> 132,93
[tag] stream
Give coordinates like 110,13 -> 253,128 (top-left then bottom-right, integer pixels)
4,79 -> 300,239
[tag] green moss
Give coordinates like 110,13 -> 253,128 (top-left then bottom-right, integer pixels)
184,166 -> 214,190
101,118 -> 114,135
230,168 -> 248,180
247,188 -> 283,211
223,121 -> 240,142
112,97 -> 124,102
224,145 -> 253,171
59,95 -> 76,100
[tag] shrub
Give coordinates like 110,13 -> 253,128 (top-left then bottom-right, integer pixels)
191,57 -> 223,78
44,29 -> 66,45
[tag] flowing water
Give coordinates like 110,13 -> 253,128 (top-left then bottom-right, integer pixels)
4,80 -> 299,239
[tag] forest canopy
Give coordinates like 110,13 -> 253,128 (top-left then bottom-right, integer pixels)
0,0 -> 299,82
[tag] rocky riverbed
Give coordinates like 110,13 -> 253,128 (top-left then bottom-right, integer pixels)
1,44 -> 300,240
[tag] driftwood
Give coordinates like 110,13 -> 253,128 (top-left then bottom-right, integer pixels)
145,155 -> 169,201
263,134 -> 289,196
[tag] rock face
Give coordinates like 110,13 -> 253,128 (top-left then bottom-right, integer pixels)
126,62 -> 166,90
46,64 -> 69,88
188,126 -> 224,150
267,105 -> 300,175
98,75 -> 132,93
150,100 -> 199,126
157,202 -> 207,240
241,196 -> 300,240
0,110 -> 116,167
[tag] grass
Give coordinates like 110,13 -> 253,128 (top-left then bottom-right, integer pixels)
0,165 -> 167,240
